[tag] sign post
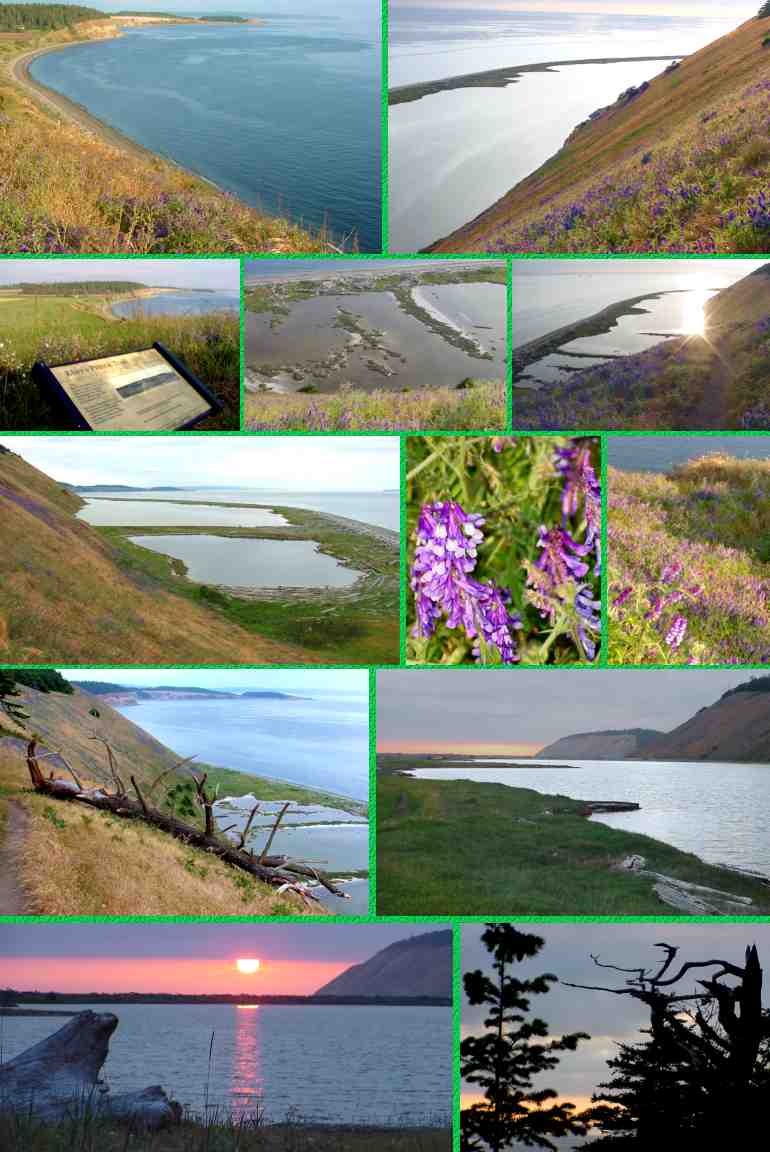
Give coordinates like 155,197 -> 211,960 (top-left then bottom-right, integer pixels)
32,343 -> 223,431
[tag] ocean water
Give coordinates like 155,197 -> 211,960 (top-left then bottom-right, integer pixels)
114,692 -> 369,800
31,17 -> 381,250
409,760 -> 770,874
111,290 -> 240,318
389,7 -> 743,250
609,436 -> 770,473
0,1003 -> 451,1123
76,488 -> 400,531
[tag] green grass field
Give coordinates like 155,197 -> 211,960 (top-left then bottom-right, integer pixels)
0,293 -> 240,429
376,772 -> 770,916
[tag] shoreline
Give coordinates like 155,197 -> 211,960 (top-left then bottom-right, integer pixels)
390,54 -> 685,106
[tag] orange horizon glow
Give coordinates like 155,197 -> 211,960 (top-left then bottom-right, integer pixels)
0,956 -> 349,997
378,741 -> 543,756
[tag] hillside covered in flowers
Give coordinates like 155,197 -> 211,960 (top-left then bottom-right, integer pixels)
433,13 -> 770,255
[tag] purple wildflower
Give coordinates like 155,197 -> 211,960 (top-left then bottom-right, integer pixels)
536,526 -> 591,583
575,585 -> 601,660
665,616 -> 688,650
410,501 -> 520,664
613,585 -> 634,607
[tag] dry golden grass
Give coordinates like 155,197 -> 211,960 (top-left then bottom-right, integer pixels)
0,450 -> 318,664
0,749 -> 316,916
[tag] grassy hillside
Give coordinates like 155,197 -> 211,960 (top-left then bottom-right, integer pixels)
511,266 -> 770,430
0,447 -> 315,663
608,455 -> 770,664
433,15 -> 770,253
0,22 -> 330,253
245,380 -> 507,432
376,773 -> 770,916
0,682 -> 367,915
0,294 -> 239,430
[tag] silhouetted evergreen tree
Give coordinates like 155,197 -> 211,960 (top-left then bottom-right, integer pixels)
571,943 -> 770,1145
759,2 -> 770,19
0,671 -> 28,724
461,924 -> 589,1152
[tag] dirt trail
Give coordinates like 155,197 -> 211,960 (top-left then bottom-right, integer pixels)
692,351 -> 731,430
0,800 -> 30,914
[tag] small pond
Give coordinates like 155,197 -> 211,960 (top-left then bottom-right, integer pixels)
127,534 -> 363,589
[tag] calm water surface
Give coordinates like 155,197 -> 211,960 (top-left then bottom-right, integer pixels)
115,693 -> 369,800
78,499 -> 287,527
112,290 -> 240,318
126,535 -> 363,589
409,759 -> 770,874
0,1003 -> 451,1124
31,19 -> 380,250
246,285 -> 506,391
77,488 -> 399,531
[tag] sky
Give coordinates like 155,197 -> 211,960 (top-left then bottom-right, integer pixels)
0,924 -> 439,996
0,260 -> 237,292
462,922 -> 770,1110
59,668 -> 367,695
377,669 -> 757,753
1,436 -> 398,492
392,1 -> 754,18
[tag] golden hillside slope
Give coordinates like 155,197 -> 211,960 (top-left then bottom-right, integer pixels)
433,15 -> 770,253
0,447 -> 313,663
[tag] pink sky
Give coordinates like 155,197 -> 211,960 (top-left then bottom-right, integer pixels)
0,956 -> 350,996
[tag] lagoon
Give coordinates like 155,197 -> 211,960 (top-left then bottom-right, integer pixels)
78,499 -> 287,528
409,759 -> 770,875
126,535 -> 363,590
1,1003 -> 451,1123
77,487 -> 400,532
246,284 -> 506,392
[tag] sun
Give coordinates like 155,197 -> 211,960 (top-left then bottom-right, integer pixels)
236,958 -> 260,975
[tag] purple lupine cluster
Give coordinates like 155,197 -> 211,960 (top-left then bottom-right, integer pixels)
523,442 -> 602,660
411,500 -> 522,664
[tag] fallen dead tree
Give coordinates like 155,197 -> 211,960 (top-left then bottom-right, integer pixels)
0,1010 -> 180,1129
617,854 -> 759,914
26,739 -> 348,906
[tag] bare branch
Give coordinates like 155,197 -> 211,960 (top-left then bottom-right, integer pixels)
258,802 -> 290,864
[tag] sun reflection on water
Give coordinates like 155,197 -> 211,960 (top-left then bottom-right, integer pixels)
231,1004 -> 264,1118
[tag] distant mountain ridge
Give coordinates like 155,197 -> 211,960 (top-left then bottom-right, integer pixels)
536,729 -> 664,760
315,930 -> 451,1000
71,681 -> 307,702
537,678 -> 770,763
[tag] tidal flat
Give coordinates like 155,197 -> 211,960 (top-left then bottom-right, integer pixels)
243,262 -> 507,431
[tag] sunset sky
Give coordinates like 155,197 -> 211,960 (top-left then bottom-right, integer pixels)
462,922 -> 770,1111
0,924 -> 436,997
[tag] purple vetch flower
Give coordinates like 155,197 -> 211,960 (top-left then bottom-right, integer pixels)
575,585 -> 601,660
410,501 -> 520,663
613,585 -> 634,607
665,615 -> 688,650
536,526 -> 591,583
660,560 -> 683,584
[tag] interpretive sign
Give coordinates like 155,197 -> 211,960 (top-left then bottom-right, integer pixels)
32,343 -> 223,431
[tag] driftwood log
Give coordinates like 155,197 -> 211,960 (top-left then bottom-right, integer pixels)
26,740 -> 348,904
0,1011 -> 180,1128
